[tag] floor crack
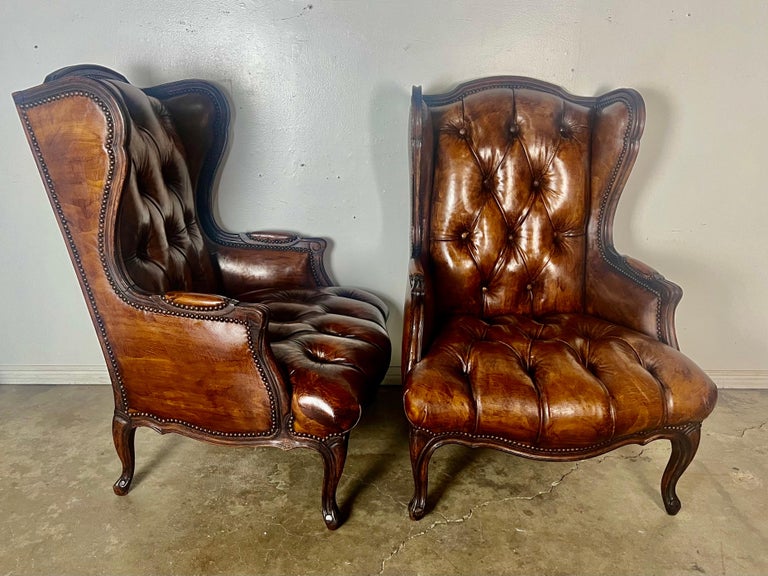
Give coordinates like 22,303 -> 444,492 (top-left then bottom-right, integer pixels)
378,464 -> 579,574
709,420 -> 768,439
736,421 -> 767,438
348,474 -> 409,509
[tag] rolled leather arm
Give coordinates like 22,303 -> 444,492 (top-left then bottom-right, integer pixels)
209,231 -> 333,296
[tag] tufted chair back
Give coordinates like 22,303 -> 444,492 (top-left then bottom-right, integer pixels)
427,86 -> 590,318
112,80 -> 218,294
417,79 -> 642,322
403,77 -> 717,522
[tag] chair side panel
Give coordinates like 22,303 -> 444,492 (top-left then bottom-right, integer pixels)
17,91 -> 276,435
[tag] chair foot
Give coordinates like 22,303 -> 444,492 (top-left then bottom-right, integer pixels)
112,412 -> 136,496
319,434 -> 349,530
408,427 -> 432,520
661,423 -> 701,515
408,496 -> 427,521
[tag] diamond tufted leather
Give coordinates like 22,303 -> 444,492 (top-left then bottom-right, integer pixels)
429,88 -> 591,317
405,314 -> 715,448
403,77 -> 717,520
116,82 -> 218,295
14,65 -> 391,530
236,287 -> 391,438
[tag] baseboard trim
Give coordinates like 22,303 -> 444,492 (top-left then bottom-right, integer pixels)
0,365 -> 765,389
0,365 -> 111,385
705,370 -> 768,390
383,366 -> 401,386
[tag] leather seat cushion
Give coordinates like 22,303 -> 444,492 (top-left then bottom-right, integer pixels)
236,287 -> 391,438
404,314 -> 717,449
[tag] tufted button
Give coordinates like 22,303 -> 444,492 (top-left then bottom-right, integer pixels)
460,231 -> 469,240
481,286 -> 488,293
532,179 -> 540,188
526,283 -> 533,291
458,127 -> 467,137
509,124 -> 518,135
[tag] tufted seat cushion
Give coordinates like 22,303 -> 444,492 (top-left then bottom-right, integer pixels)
404,314 -> 717,450
236,287 -> 391,438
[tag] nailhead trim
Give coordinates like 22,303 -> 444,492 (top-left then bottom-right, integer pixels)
413,422 -> 700,454
159,295 -> 230,311
287,415 -> 346,442
131,412 -> 268,438
21,89 -> 279,437
424,81 -> 569,106
594,96 -> 664,341
246,233 -> 300,244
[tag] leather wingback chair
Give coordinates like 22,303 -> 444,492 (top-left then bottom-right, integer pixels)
13,65 -> 391,529
403,77 -> 717,520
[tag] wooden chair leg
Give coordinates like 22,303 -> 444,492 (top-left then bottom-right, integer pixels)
408,427 -> 433,520
319,434 -> 349,530
112,412 -> 136,495
661,423 -> 701,515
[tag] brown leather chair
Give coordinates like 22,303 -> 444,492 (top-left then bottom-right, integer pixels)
13,65 -> 391,530
403,77 -> 717,520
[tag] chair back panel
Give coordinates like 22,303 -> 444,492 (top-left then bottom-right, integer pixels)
427,86 -> 592,318
110,81 -> 218,294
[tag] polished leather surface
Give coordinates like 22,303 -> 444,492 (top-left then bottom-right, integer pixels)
429,88 -> 591,317
405,79 -> 717,444
405,313 -> 716,448
63,75 -> 390,439
238,287 -> 390,437
14,65 -> 391,529
117,105 -> 392,436
115,81 -> 217,295
403,77 -> 716,518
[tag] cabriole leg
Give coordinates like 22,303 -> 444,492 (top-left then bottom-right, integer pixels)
661,423 -> 701,515
319,434 -> 349,530
112,412 -> 136,496
408,427 -> 433,520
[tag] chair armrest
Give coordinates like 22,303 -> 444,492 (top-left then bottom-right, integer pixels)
402,258 -> 435,378
209,231 -> 334,297
115,289 -> 291,428
586,251 -> 683,349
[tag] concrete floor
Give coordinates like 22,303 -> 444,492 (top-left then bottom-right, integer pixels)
0,385 -> 765,576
